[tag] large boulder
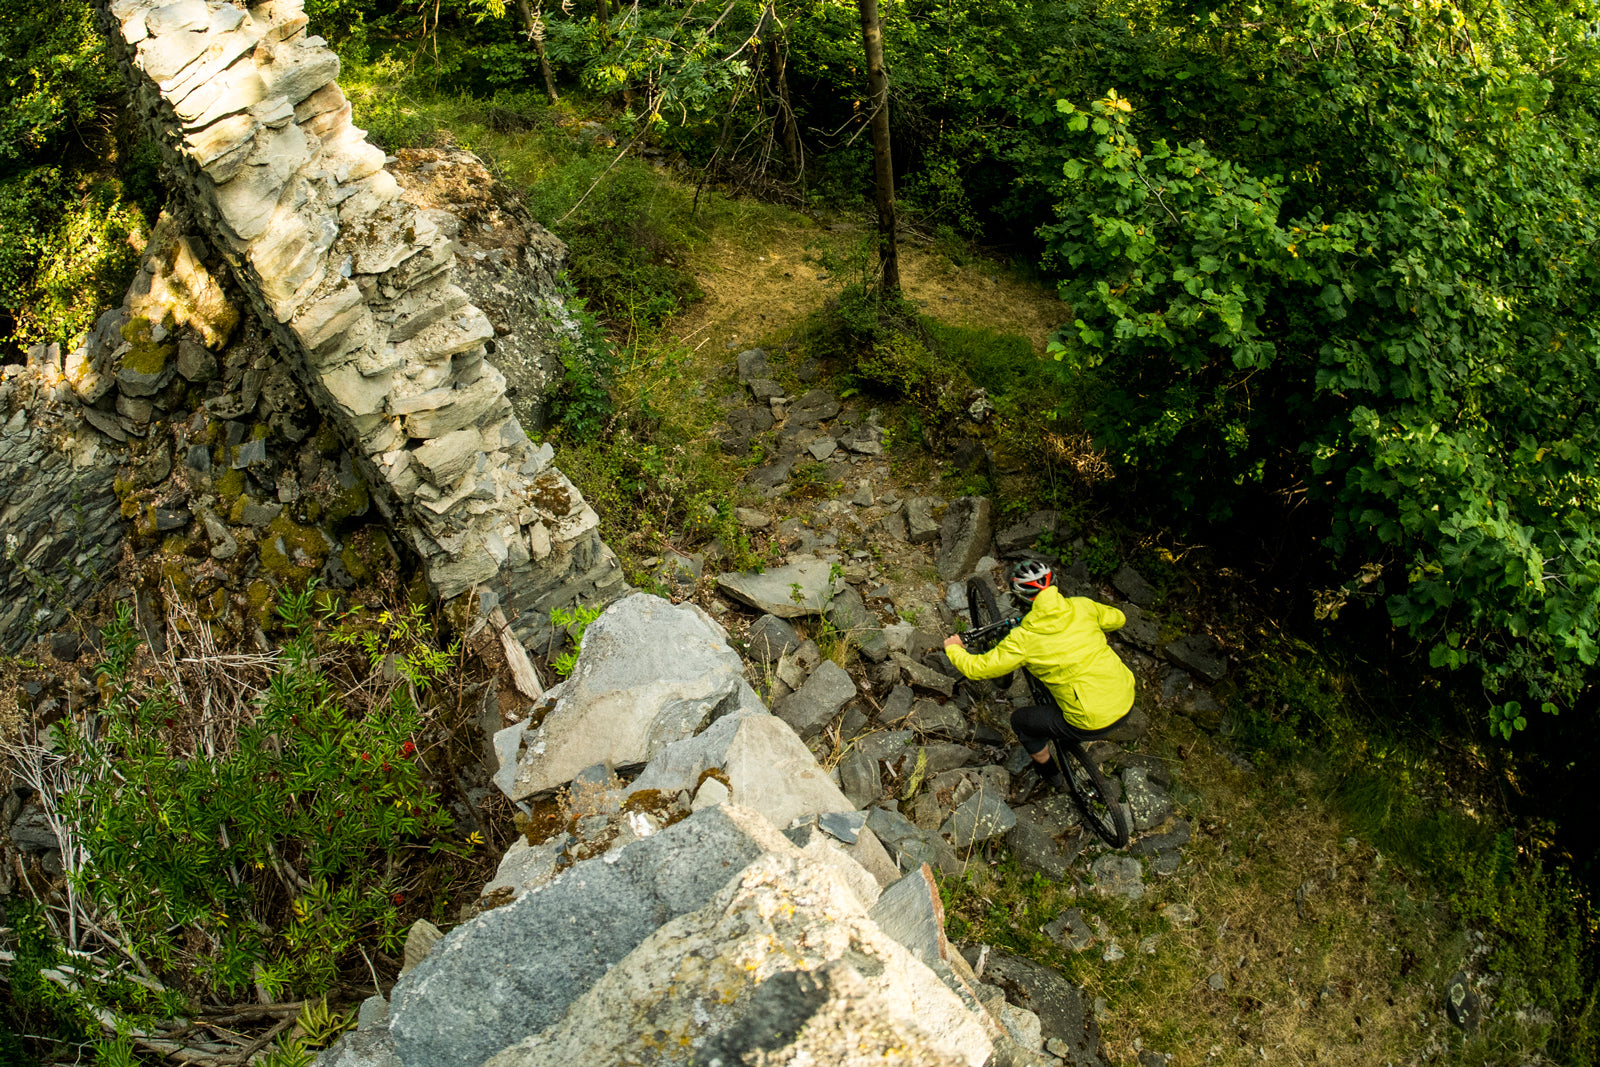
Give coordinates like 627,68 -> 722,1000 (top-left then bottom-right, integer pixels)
629,709 -> 854,831
994,509 -> 1059,555
479,851 -> 992,1067
498,594 -> 763,800
976,949 -> 1105,1067
386,805 -> 794,1067
936,496 -> 993,582
1164,632 -> 1228,682
717,554 -> 844,618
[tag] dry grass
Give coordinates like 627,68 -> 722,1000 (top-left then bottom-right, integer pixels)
944,712 -> 1478,1067
671,225 -> 1069,358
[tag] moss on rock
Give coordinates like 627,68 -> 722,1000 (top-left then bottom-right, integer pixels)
259,510 -> 331,587
118,316 -> 176,376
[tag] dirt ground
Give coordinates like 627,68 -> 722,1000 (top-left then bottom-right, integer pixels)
671,223 -> 1070,356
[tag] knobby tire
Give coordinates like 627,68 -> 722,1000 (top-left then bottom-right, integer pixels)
1057,741 -> 1130,849
965,577 -> 1016,688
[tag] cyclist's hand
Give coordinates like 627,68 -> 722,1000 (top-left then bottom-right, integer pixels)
943,635 -> 965,651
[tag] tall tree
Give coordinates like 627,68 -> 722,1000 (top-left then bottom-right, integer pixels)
764,31 -> 801,172
513,0 -> 559,105
856,0 -> 899,293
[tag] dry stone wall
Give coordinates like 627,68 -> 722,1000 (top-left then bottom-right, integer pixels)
0,360 -> 125,651
95,0 -> 624,643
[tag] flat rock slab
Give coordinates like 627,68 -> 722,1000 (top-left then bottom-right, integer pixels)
629,709 -> 854,831
839,749 -> 882,808
826,584 -> 889,663
746,613 -> 801,664
1043,908 -> 1097,952
904,497 -> 945,544
1120,767 -> 1173,831
503,594 -> 761,799
894,652 -> 956,697
1006,819 -> 1081,880
855,729 -> 916,762
717,554 -> 843,617
994,510 -> 1058,555
1090,854 -> 1146,901
909,698 -> 967,738
979,949 -> 1103,1064
1164,633 -> 1227,682
736,347 -> 772,381
1129,817 -> 1192,858
940,791 -> 1016,848
866,806 -> 960,877
1111,565 -> 1156,608
387,805 -> 794,1067
787,387 -> 842,427
1116,603 -> 1160,652
820,809 -> 867,844
869,864 -> 951,970
775,659 -> 858,739
936,496 -> 993,582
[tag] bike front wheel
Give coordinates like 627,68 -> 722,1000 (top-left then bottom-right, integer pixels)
966,577 -> 1016,688
1057,742 -> 1130,849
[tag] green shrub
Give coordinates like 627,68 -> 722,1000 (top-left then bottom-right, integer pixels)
1454,837 -> 1593,1039
1,175 -> 149,351
47,594 -> 463,1005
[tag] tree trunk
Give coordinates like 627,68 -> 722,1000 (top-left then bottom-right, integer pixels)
596,0 -> 611,45
765,33 -> 801,173
856,0 -> 899,293
515,0 -> 559,105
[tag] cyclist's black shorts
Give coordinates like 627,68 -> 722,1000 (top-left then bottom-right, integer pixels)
1012,702 -> 1133,755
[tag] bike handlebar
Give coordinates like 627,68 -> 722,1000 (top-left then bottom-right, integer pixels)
960,614 -> 1024,653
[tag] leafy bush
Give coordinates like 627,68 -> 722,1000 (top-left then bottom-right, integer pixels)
44,593 -> 464,1005
1454,835 -> 1596,1059
0,0 -> 151,357
0,0 -> 118,169
1036,11 -> 1600,730
0,173 -> 149,351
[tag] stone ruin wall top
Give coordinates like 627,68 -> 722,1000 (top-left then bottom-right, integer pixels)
95,0 -> 624,640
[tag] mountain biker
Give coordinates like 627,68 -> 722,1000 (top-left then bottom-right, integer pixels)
943,560 -> 1137,791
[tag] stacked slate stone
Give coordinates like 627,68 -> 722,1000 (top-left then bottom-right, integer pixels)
96,0 -> 624,643
0,356 -> 126,651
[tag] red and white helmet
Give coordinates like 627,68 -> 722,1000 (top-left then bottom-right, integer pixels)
1011,560 -> 1053,602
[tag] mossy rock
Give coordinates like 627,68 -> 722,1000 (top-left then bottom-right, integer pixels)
117,316 -> 177,378
327,478 -> 370,523
160,558 -> 195,601
245,579 -> 277,629
312,422 -> 343,456
214,466 -> 247,505
259,511 -> 333,587
333,528 -> 398,588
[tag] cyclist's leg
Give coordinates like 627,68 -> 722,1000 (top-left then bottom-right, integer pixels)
1010,703 -> 1072,786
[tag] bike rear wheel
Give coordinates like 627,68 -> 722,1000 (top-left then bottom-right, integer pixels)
965,577 -> 1015,687
1056,741 -> 1130,849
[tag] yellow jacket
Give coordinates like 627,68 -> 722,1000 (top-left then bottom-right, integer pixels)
947,586 -> 1135,730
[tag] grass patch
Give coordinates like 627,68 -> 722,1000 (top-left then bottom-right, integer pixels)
341,61 -> 803,337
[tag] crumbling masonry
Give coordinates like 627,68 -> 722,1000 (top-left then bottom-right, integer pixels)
94,0 -> 624,644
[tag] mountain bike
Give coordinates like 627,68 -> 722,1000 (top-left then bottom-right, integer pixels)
964,577 -> 1131,849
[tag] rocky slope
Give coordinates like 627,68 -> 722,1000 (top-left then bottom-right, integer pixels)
317,592 -> 1108,1067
